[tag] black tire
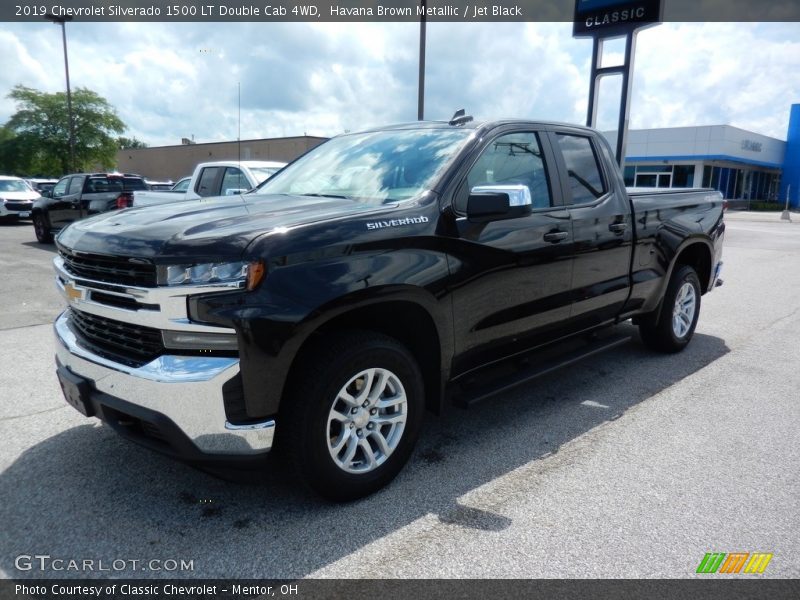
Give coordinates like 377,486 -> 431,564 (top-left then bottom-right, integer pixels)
639,265 -> 701,353
33,213 -> 53,243
279,331 -> 425,501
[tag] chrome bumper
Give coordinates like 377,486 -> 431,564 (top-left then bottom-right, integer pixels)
54,311 -> 275,456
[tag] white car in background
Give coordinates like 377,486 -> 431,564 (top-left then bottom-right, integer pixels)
0,176 -> 40,220
133,160 -> 286,207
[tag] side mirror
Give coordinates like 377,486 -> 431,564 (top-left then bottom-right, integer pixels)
225,188 -> 247,196
43,190 -> 53,198
466,184 -> 532,222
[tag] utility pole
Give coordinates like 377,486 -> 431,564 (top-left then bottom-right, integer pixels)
417,0 -> 427,120
45,13 -> 75,173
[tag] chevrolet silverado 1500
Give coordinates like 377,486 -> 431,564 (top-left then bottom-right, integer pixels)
52,116 -> 724,500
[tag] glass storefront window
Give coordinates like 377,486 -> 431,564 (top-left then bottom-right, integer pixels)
703,166 -> 712,188
623,166 -> 635,187
673,165 -> 694,188
636,174 -> 657,187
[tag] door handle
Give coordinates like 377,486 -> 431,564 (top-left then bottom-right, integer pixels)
543,231 -> 569,243
608,222 -> 627,234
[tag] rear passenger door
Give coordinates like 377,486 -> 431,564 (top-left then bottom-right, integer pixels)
550,130 -> 634,328
449,129 -> 574,375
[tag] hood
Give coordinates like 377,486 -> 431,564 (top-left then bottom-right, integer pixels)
1,191 -> 39,201
57,194 -> 385,261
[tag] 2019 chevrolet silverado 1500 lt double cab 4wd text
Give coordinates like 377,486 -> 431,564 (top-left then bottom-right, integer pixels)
52,116 -> 724,500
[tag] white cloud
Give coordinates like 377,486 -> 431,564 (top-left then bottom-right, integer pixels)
0,21 -> 798,148
629,23 -> 800,138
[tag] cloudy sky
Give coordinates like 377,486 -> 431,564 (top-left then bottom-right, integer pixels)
1,20 -> 798,147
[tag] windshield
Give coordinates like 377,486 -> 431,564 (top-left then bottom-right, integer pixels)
250,167 -> 281,184
172,178 -> 190,192
0,179 -> 31,193
253,128 -> 473,205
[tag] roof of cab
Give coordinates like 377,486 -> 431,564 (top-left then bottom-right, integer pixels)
349,118 -> 597,136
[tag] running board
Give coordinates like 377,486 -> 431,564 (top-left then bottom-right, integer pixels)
453,333 -> 632,408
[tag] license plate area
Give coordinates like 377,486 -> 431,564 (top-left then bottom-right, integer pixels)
57,365 -> 95,417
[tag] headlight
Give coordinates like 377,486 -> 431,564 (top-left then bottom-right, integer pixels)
161,260 -> 265,290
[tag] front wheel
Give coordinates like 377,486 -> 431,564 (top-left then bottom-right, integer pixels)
279,331 -> 425,501
33,213 -> 53,243
639,265 -> 701,353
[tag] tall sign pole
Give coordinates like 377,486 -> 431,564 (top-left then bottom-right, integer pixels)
418,0 -> 427,120
45,13 -> 75,172
574,0 -> 663,167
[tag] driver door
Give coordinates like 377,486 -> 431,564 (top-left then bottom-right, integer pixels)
448,129 -> 575,376
46,176 -> 75,231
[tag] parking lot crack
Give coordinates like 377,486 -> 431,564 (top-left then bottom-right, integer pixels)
0,404 -> 66,421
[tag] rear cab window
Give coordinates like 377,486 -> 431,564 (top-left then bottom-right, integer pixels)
123,177 -> 147,191
85,175 -> 146,193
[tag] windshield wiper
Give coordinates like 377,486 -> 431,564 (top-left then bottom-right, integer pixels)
299,193 -> 352,200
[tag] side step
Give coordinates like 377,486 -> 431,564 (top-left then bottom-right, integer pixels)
452,333 -> 632,408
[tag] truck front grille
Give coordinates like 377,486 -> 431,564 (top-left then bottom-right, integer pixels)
59,249 -> 157,287
68,308 -> 164,367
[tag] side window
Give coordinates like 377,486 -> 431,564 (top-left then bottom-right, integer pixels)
51,178 -> 69,198
220,167 -> 248,195
195,167 -> 221,197
556,134 -> 606,204
457,132 -> 552,213
67,176 -> 85,195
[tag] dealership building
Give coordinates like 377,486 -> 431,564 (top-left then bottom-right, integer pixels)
115,135 -> 327,183
604,104 -> 800,207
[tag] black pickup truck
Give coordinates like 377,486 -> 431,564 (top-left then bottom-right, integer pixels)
32,172 -> 147,243
52,117 -> 724,500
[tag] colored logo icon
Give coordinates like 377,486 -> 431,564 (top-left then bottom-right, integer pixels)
696,552 -> 773,574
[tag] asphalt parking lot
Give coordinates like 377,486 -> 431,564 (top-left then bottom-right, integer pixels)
1,212 -> 799,579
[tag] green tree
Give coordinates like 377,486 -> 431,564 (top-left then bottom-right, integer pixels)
3,85 -> 126,175
117,136 -> 148,149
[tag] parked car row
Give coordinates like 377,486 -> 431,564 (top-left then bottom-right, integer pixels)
4,159 -> 286,243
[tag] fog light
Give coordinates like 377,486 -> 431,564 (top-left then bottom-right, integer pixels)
162,330 -> 238,351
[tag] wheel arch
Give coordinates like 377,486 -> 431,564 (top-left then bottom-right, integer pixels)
672,239 -> 713,294
644,238 -> 712,327
285,295 -> 448,416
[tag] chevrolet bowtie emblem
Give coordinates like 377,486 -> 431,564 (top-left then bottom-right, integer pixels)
64,282 -> 84,301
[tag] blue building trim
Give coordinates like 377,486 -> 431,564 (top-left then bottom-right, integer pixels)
626,154 -> 783,170
779,104 -> 800,208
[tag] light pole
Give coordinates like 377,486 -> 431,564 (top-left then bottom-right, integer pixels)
44,13 -> 75,173
417,0 -> 426,120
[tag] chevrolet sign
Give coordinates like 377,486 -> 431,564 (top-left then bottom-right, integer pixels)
573,0 -> 662,38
